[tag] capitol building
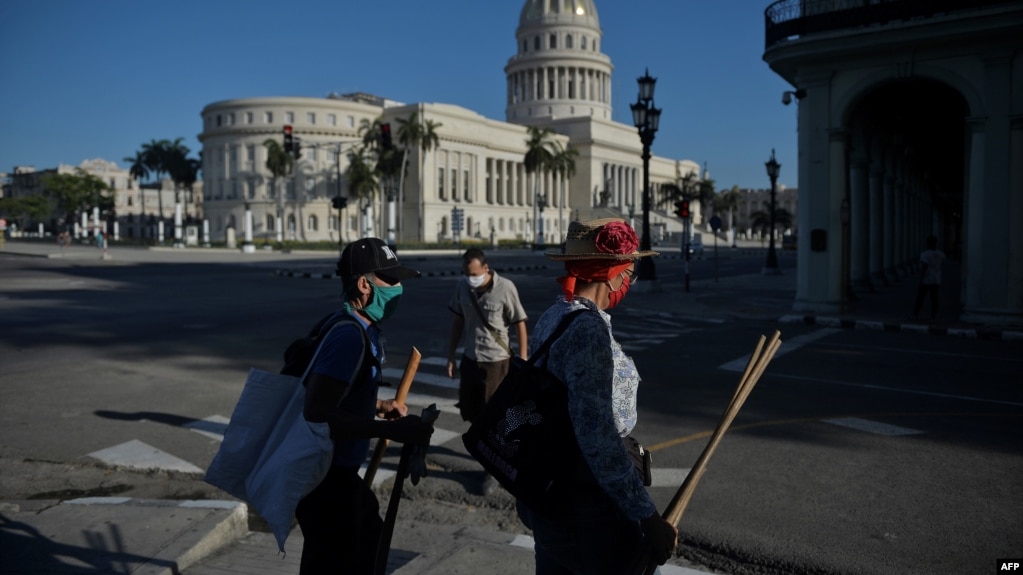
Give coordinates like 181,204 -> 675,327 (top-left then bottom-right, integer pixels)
198,0 -> 699,246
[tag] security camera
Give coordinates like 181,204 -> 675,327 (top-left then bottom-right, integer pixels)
782,89 -> 806,105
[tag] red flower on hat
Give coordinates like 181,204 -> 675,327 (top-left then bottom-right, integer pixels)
594,221 -> 639,255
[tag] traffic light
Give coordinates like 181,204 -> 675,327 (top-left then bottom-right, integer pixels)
380,123 -> 393,150
283,125 -> 294,153
292,139 -> 302,160
675,200 -> 690,219
331,196 -> 348,210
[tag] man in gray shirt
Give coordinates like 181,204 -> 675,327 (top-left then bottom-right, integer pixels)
446,248 -> 528,429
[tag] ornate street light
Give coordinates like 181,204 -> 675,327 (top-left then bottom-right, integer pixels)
630,68 -> 662,282
763,149 -> 781,274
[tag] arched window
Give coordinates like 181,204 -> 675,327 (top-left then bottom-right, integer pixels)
266,214 -> 275,231
566,35 -> 573,49
582,36 -> 587,49
534,36 -> 540,50
308,215 -> 318,231
549,34 -> 556,49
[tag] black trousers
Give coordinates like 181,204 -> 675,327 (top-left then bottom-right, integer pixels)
295,465 -> 383,575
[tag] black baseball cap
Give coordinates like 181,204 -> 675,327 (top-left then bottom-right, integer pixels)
338,238 -> 419,285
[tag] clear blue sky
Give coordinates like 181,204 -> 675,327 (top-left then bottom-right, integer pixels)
0,0 -> 798,191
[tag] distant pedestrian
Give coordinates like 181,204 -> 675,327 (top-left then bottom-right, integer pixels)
911,235 -> 945,321
446,248 -> 528,493
57,230 -> 70,253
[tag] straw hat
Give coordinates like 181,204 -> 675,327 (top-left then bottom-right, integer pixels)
545,218 -> 659,261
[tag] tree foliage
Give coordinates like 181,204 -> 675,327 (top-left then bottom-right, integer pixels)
345,146 -> 379,208
0,195 -> 52,228
263,138 -> 294,197
41,168 -> 114,227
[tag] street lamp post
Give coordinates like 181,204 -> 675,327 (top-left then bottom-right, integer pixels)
763,149 -> 781,274
630,68 -> 662,283
535,192 -> 547,246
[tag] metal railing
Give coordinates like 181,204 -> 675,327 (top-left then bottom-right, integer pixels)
765,0 -> 1017,49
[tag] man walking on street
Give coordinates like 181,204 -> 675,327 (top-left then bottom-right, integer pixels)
911,235 -> 946,321
446,248 -> 528,492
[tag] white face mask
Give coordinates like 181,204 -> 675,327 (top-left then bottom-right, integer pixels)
466,274 -> 487,288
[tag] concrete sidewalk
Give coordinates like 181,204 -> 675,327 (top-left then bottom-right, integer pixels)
0,498 -> 712,575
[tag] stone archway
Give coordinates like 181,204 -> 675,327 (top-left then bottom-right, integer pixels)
843,79 -> 969,299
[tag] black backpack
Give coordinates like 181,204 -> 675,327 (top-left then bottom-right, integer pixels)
281,311 -> 375,380
462,309 -> 587,514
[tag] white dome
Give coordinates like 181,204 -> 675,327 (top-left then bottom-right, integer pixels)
506,0 -> 612,124
519,0 -> 600,28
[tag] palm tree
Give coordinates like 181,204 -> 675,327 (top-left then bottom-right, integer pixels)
163,138 -> 191,245
345,146 -> 379,238
523,126 -> 557,245
750,202 -> 793,244
396,111 -> 442,241
124,150 -> 150,221
548,141 -> 578,242
264,138 -> 294,243
697,177 -> 716,217
142,138 -> 170,220
358,117 -> 400,240
358,118 -> 384,149
714,185 -> 742,246
656,171 -> 698,211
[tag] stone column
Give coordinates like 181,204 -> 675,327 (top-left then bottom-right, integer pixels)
849,155 -> 870,289
868,161 -> 886,287
883,169 -> 896,282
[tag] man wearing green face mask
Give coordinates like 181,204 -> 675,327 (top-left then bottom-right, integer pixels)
297,237 -> 434,575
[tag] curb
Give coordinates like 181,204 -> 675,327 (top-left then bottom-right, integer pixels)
66,498 -> 249,575
780,314 -> 1023,341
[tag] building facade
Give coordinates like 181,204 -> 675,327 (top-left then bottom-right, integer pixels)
764,0 -> 1023,324
197,0 -> 701,247
2,159 -> 198,240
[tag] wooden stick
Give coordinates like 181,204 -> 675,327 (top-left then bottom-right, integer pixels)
664,330 -> 780,527
364,347 -> 421,485
630,331 -> 781,575
736,334 -> 766,402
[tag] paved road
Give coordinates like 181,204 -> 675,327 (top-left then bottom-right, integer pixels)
2,241 -> 1020,575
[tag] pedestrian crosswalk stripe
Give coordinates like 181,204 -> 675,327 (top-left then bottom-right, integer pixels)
430,427 -> 460,446
823,417 -> 923,436
88,439 -> 204,473
718,328 -> 840,372
184,415 -> 229,442
650,468 -> 692,488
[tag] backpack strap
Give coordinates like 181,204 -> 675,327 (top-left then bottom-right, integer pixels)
527,308 -> 588,368
300,312 -> 377,400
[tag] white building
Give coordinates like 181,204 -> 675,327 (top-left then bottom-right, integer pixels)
197,0 -> 700,246
764,0 -> 1023,324
2,159 -> 197,240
